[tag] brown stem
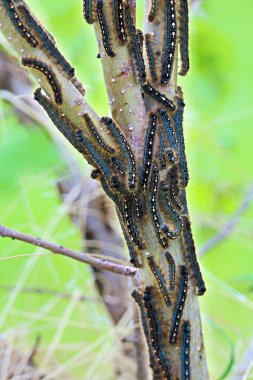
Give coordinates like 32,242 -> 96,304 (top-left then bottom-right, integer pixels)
0,224 -> 137,277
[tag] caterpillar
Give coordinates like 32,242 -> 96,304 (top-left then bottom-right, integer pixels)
101,117 -> 137,190
148,165 -> 168,247
165,251 -> 176,291
131,288 -> 159,372
99,174 -> 119,204
146,254 -> 171,306
83,0 -> 95,24
143,287 -> 172,379
182,217 -> 206,296
110,156 -> 125,176
137,29 -> 144,55
125,5 -> 146,83
159,132 -> 166,169
148,0 -> 159,22
181,321 -> 191,380
178,0 -> 190,76
98,180 -> 143,268
22,58 -> 62,104
158,108 -> 178,153
122,195 -> 144,249
169,266 -> 188,344
17,4 -> 75,79
115,208 -> 143,267
113,0 -> 127,44
174,94 -> 189,187
34,88 -> 78,150
180,189 -> 189,214
166,165 -> 182,211
2,0 -> 38,47
160,183 -> 183,240
83,113 -> 115,154
161,0 -> 177,84
76,130 -> 112,180
140,113 -> 157,191
133,192 -> 145,219
142,82 -> 175,110
145,33 -> 158,82
97,0 -> 115,57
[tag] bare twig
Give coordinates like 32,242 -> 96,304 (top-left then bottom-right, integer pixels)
0,225 -> 137,277
199,184 -> 253,257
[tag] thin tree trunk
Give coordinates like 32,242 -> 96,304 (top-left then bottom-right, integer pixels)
0,1 -> 209,378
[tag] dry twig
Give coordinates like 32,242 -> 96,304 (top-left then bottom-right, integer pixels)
0,224 -> 137,277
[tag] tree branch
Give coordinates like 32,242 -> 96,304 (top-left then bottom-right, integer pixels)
0,0 -> 115,152
0,1 -> 210,378
0,224 -> 137,277
92,1 -> 147,152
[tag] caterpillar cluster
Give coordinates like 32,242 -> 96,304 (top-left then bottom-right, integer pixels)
4,1 -> 204,378
143,287 -> 172,378
147,0 -> 190,81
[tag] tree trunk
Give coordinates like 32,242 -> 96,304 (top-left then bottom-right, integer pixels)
0,0 -> 209,378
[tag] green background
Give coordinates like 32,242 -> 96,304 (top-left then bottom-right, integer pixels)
0,0 -> 253,378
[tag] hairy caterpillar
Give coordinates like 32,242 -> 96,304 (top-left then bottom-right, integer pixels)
178,0 -> 190,76
125,5 -> 146,83
83,113 -> 115,154
97,0 -> 115,57
161,0 -> 177,84
140,113 -> 157,191
113,0 -> 127,44
101,117 -> 137,190
145,33 -> 158,82
181,321 -> 191,380
142,82 -> 175,110
169,266 -> 188,344
2,0 -> 38,47
146,254 -> 171,306
22,58 -> 62,104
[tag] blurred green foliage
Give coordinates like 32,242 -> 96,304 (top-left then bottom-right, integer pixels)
0,0 -> 253,378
